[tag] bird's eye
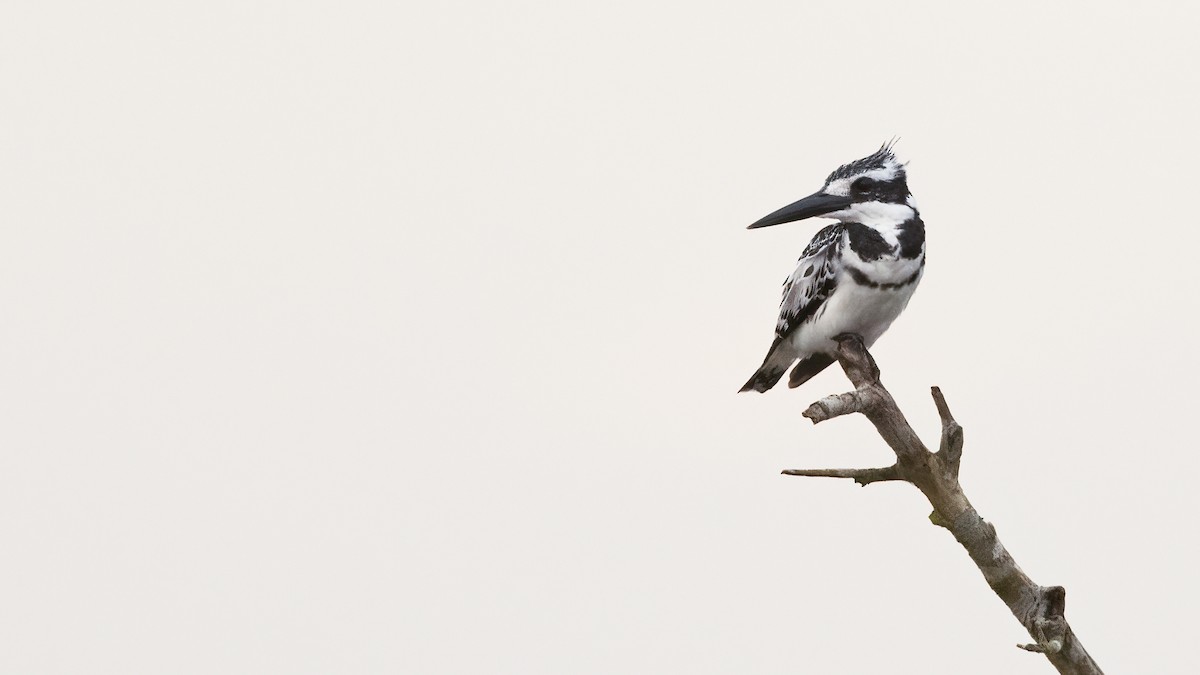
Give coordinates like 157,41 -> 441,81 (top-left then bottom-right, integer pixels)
852,178 -> 874,193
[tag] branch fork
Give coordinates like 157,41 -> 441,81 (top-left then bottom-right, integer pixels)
783,334 -> 1101,675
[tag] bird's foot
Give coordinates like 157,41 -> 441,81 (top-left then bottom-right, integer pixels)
829,333 -> 880,385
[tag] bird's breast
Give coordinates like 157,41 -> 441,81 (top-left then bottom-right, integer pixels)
788,272 -> 920,354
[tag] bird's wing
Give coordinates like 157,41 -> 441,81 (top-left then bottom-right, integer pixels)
777,224 -> 843,337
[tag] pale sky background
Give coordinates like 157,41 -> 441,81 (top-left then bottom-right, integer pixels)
2,1 -> 1198,674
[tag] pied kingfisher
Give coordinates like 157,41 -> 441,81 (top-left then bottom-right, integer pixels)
740,143 -> 925,393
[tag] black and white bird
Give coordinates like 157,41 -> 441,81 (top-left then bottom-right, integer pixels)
740,143 -> 925,393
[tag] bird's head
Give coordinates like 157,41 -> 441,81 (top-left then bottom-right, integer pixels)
747,142 -> 912,229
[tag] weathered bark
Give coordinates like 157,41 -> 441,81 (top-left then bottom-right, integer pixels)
783,334 -> 1102,675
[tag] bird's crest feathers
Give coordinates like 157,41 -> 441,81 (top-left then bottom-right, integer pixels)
824,140 -> 906,186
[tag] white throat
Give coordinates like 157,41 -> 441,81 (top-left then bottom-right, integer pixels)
827,201 -> 915,244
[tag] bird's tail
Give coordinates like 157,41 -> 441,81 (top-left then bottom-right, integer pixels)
739,338 -> 797,393
787,354 -> 836,389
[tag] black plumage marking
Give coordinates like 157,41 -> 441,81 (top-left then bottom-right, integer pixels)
896,216 -> 925,259
845,260 -> 924,290
852,176 -> 909,204
846,217 -> 924,263
845,223 -> 892,261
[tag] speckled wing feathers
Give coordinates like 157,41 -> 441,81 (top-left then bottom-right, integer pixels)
777,224 -> 843,337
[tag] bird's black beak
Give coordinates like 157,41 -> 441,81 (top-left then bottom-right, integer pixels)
747,191 -> 853,229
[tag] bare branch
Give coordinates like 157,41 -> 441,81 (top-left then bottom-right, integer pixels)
802,390 -> 885,424
781,465 -> 902,486
830,332 -> 880,387
932,386 -> 964,476
783,337 -> 1102,675
1017,586 -> 1069,654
